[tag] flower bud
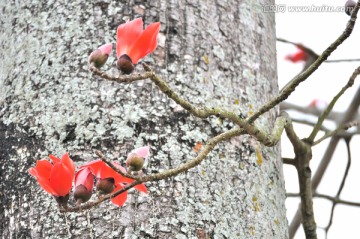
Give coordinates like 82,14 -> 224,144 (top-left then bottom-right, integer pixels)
345,0 -> 356,16
88,43 -> 113,68
126,153 -> 145,172
96,178 -> 115,194
74,168 -> 94,204
117,54 -> 134,74
126,145 -> 150,173
74,185 -> 92,204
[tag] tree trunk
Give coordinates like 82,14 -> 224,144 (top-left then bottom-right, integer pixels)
0,0 -> 288,238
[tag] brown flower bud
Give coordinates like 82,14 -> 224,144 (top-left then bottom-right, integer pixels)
126,153 -> 145,172
117,54 -> 134,74
96,178 -> 115,195
345,0 -> 356,16
88,43 -> 112,68
88,49 -> 109,68
74,185 -> 92,204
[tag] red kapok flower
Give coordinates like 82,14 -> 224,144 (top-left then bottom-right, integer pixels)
116,18 -> 160,74
81,160 -> 147,206
285,47 -> 309,63
308,99 -> 328,110
88,43 -> 113,68
74,167 -> 94,204
126,145 -> 150,172
28,153 -> 75,199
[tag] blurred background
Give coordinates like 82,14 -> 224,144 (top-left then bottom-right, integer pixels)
275,0 -> 360,238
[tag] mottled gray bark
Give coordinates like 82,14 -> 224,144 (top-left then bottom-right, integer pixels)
0,0 -> 287,238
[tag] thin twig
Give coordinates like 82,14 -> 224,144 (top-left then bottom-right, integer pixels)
142,63 -> 289,147
326,58 -> 360,63
324,138 -> 352,238
280,101 -> 359,123
287,192 -> 360,207
315,193 -> 360,207
91,63 -> 278,146
282,158 -> 296,166
308,66 -> 360,143
312,121 -> 358,146
95,150 -> 137,180
291,118 -> 330,132
89,64 -> 154,83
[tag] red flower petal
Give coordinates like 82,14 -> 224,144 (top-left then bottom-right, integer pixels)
75,168 -> 94,191
36,178 -> 58,195
134,183 -> 148,193
34,160 -> 53,179
116,18 -> 143,58
61,153 -> 75,177
83,160 -> 131,182
110,184 -> 128,206
128,22 -> 160,64
81,159 -> 104,178
29,168 -> 58,195
49,154 -> 61,164
98,162 -> 120,179
49,162 -> 73,196
285,49 -> 308,63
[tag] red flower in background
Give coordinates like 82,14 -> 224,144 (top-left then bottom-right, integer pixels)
116,18 -> 160,74
82,160 -> 147,206
308,99 -> 328,110
285,47 -> 309,63
28,153 -> 75,198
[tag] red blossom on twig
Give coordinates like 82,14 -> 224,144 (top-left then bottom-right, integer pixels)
28,153 -> 75,200
285,47 -> 309,63
116,18 -> 160,74
81,159 -> 147,206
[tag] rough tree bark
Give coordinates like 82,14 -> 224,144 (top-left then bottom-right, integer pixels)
0,0 -> 288,238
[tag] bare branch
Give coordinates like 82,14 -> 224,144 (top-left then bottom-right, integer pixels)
280,102 -> 358,123
324,138 -> 352,237
289,83 -> 360,238
308,66 -> 360,143
287,192 -> 360,207
312,121 -> 358,146
142,63 -> 289,147
326,58 -> 360,63
315,193 -> 360,207
282,158 -> 296,166
285,119 -> 317,239
89,64 -> 154,83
